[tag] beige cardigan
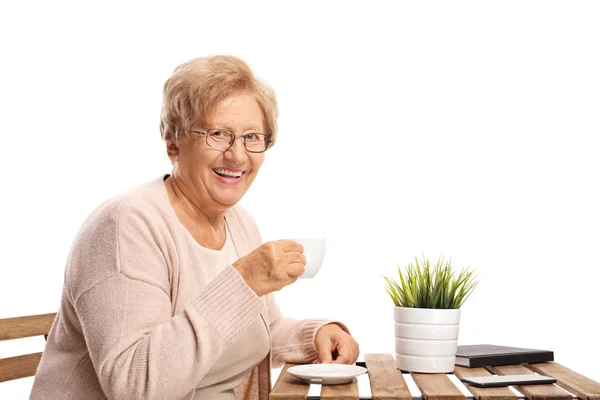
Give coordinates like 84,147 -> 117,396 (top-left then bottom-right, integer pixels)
30,176 -> 340,400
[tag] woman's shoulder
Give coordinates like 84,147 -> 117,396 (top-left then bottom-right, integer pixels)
82,176 -> 173,230
65,176 -> 176,301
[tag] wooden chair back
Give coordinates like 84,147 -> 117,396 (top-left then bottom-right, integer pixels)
0,313 -> 56,382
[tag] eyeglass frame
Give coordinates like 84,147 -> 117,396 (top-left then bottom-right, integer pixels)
190,128 -> 273,153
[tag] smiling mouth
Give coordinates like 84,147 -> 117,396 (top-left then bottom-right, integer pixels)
212,168 -> 245,178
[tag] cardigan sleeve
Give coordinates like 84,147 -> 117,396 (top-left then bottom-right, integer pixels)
265,293 -> 351,368
230,204 -> 351,368
69,198 -> 263,400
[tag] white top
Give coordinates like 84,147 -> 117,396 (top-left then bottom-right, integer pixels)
183,226 -> 270,400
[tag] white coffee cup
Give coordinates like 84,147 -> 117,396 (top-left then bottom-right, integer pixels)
292,238 -> 326,279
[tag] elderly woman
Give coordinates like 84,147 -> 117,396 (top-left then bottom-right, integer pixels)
30,55 -> 359,400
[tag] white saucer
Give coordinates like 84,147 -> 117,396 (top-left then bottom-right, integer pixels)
287,364 -> 368,385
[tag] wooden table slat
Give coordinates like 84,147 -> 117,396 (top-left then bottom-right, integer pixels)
269,357 -> 598,400
365,354 -> 412,400
270,363 -> 311,400
320,377 -> 359,400
527,362 -> 600,400
490,365 -> 572,400
411,372 -> 466,400
454,366 -> 518,400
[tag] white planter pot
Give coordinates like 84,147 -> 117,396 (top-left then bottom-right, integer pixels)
394,306 -> 460,373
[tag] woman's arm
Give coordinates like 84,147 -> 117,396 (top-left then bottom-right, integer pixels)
69,200 -> 262,399
232,205 -> 352,368
265,293 -> 350,368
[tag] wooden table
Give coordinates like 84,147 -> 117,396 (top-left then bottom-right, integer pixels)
270,353 -> 600,400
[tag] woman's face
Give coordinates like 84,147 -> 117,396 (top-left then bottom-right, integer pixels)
173,92 -> 266,209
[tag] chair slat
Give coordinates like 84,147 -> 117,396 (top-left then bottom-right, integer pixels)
270,363 -> 310,400
490,365 -> 572,400
527,362 -> 600,400
364,353 -> 412,400
411,372 -> 465,400
0,313 -> 56,341
0,353 -> 43,382
454,366 -> 518,400
320,377 -> 359,399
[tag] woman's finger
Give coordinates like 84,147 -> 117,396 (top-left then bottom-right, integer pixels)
284,251 -> 306,265
287,262 -> 305,278
278,240 -> 304,253
316,342 -> 333,364
332,341 -> 359,364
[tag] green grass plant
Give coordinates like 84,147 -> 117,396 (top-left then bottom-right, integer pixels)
384,255 -> 478,309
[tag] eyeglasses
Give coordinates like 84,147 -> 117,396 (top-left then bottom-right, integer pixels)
191,129 -> 272,153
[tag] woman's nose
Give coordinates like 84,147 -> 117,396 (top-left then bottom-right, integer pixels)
224,138 -> 246,162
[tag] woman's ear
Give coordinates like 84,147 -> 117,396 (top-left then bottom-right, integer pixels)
166,139 -> 179,164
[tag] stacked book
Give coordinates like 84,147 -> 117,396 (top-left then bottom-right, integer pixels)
455,344 -> 554,368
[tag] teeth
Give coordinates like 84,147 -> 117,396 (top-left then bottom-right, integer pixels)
214,168 -> 243,178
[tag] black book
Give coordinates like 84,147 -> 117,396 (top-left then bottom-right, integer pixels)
455,344 -> 554,368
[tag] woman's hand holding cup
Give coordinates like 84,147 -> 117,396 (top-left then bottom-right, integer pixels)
233,240 -> 306,296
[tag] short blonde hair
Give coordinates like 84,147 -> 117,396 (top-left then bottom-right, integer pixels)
160,55 -> 278,146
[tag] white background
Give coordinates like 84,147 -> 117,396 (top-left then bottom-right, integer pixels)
1,1 -> 599,397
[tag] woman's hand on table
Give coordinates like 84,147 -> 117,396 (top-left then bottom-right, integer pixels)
314,323 -> 360,364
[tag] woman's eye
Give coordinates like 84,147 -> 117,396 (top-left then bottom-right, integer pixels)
212,131 -> 224,137
246,133 -> 257,140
